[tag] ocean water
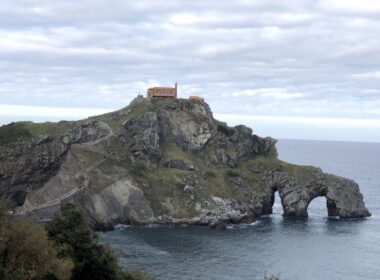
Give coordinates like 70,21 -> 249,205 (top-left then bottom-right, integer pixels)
100,139 -> 380,280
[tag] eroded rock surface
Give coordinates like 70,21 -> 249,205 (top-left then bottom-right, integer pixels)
261,166 -> 370,218
0,97 -> 371,229
0,120 -> 110,206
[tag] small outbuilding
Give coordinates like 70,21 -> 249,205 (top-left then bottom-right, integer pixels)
189,96 -> 204,102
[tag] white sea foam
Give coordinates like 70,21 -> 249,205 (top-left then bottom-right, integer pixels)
114,224 -> 130,230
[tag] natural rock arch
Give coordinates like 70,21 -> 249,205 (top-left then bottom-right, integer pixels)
265,167 -> 370,219
306,196 -> 328,216
267,188 -> 327,217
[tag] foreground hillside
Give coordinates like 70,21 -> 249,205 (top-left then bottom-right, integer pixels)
0,97 -> 370,229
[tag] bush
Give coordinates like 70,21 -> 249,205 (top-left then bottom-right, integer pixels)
46,203 -> 151,280
0,202 -> 151,280
217,124 -> 235,137
0,202 -> 73,280
0,122 -> 31,145
46,204 -> 122,280
226,170 -> 240,177
123,270 -> 153,280
130,161 -> 149,177
204,171 -> 216,178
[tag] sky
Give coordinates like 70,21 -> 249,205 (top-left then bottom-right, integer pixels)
1,0 -> 380,142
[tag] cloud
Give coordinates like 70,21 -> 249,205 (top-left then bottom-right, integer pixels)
319,0 -> 380,14
351,71 -> 380,80
230,88 -> 305,99
0,104 -> 112,119
0,0 -> 379,141
215,113 -> 380,127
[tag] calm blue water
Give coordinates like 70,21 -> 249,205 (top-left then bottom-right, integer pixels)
101,139 -> 380,280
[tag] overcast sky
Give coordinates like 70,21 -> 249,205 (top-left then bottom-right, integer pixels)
1,0 -> 380,142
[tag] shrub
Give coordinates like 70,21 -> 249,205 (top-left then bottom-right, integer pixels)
204,171 -> 216,178
0,203 -> 73,280
46,203 -> 151,280
0,123 -> 31,145
123,270 -> 153,280
130,161 -> 149,177
46,203 -> 121,280
0,202 -> 151,280
217,124 -> 235,137
226,170 -> 240,177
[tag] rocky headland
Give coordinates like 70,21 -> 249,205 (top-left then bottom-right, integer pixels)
0,97 -> 371,229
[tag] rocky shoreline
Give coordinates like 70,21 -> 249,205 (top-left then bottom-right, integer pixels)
0,97 -> 371,230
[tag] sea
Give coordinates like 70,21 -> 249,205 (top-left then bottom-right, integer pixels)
100,139 -> 380,280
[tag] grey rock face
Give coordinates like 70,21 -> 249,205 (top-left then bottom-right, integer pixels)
158,102 -> 214,151
164,159 -> 198,171
122,112 -> 161,158
210,125 -> 278,165
0,137 -> 69,205
325,175 -> 371,218
0,97 -> 371,229
260,167 -> 371,219
164,159 -> 188,170
0,120 -> 111,206
198,197 -> 247,228
231,176 -> 244,188
183,185 -> 195,193
61,120 -> 110,145
88,178 -> 155,229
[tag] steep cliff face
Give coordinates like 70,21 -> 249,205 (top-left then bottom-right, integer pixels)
0,120 -> 110,205
0,97 -> 371,229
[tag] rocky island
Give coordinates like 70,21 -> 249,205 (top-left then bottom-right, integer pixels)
0,97 -> 371,229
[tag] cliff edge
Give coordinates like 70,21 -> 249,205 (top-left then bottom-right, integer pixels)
0,97 -> 371,229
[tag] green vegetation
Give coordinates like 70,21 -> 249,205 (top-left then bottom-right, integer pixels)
0,203 -> 73,280
0,121 -> 75,146
217,124 -> 235,137
160,143 -> 202,166
46,203 -> 123,280
130,161 -> 149,177
137,142 -> 285,216
98,114 -> 126,133
0,202 -> 152,280
46,203 -> 151,280
99,102 -> 150,133
124,106 -> 150,123
204,171 -> 216,178
0,122 -> 32,145
225,170 -> 240,177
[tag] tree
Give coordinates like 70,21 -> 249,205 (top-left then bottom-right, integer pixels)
45,203 -> 124,280
0,202 -> 73,280
0,202 -> 151,280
